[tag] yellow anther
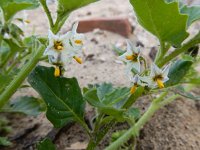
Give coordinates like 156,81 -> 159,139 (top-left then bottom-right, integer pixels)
75,40 -> 83,45
125,54 -> 138,61
54,41 -> 64,51
130,85 -> 137,94
73,56 -> 82,64
24,20 -> 30,24
54,66 -> 60,77
57,46 -> 63,50
126,55 -> 134,60
156,79 -> 164,88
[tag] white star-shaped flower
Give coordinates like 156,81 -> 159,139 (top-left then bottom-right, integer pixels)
141,63 -> 170,88
129,74 -> 146,94
67,22 -> 85,56
119,40 -> 141,74
44,30 -> 72,65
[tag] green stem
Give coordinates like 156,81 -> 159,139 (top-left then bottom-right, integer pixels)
86,88 -> 145,149
0,46 -> 45,108
86,113 -> 104,150
158,32 -> 200,67
39,0 -> 54,30
155,40 -> 165,64
0,51 -> 14,69
52,14 -> 69,34
105,92 -> 174,150
5,51 -> 31,74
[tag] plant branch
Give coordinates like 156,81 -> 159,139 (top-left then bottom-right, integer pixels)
0,46 -> 45,108
158,32 -> 200,67
105,92 -> 177,150
52,14 -> 69,34
39,0 -> 54,30
155,40 -> 165,64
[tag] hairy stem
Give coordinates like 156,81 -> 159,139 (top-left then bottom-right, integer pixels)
52,14 -> 69,34
39,0 -> 54,30
0,46 -> 45,108
155,40 -> 165,64
105,92 -> 177,150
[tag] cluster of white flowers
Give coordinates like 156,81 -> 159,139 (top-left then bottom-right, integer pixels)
119,40 -> 170,94
44,22 -> 84,77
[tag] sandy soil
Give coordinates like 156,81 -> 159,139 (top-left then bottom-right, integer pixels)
1,0 -> 200,150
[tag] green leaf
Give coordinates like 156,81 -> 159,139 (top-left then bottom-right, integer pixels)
2,96 -> 46,116
165,60 -> 193,86
53,0 -> 97,33
84,88 -> 104,107
173,86 -> 200,101
122,86 -> 144,108
0,137 -> 12,146
57,0 -> 97,16
85,83 -> 130,106
0,41 -> 11,65
126,107 -> 140,120
37,139 -> 56,150
180,5 -> 200,27
130,0 -> 189,47
165,0 -> 200,27
28,66 -> 85,128
84,86 -> 128,118
103,87 -> 129,105
97,83 -> 113,101
0,0 -> 39,21
99,107 -> 125,119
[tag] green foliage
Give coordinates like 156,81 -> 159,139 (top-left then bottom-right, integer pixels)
84,83 -> 130,118
126,107 -> 140,121
57,0 -> 97,16
174,85 -> 200,101
0,137 -> 12,146
122,86 -> 144,108
180,5 -> 200,27
165,59 -> 193,86
129,0 -> 189,47
2,96 -> 46,116
165,0 -> 200,27
37,139 -> 56,150
52,0 -> 97,33
85,83 -> 130,106
0,0 -> 39,21
28,66 -> 85,128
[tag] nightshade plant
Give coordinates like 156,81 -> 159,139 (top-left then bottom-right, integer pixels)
0,0 -> 200,149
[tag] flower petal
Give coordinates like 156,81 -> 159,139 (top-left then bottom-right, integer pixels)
126,40 -> 133,53
162,64 -> 170,77
44,48 -> 58,56
151,63 -> 162,76
132,61 -> 141,73
72,22 -> 79,34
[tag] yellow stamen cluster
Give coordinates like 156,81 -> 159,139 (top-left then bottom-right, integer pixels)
156,79 -> 164,88
73,56 -> 82,64
125,54 -> 138,62
130,84 -> 137,94
75,40 -> 83,45
54,66 -> 60,77
153,75 -> 164,88
54,41 -> 64,51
